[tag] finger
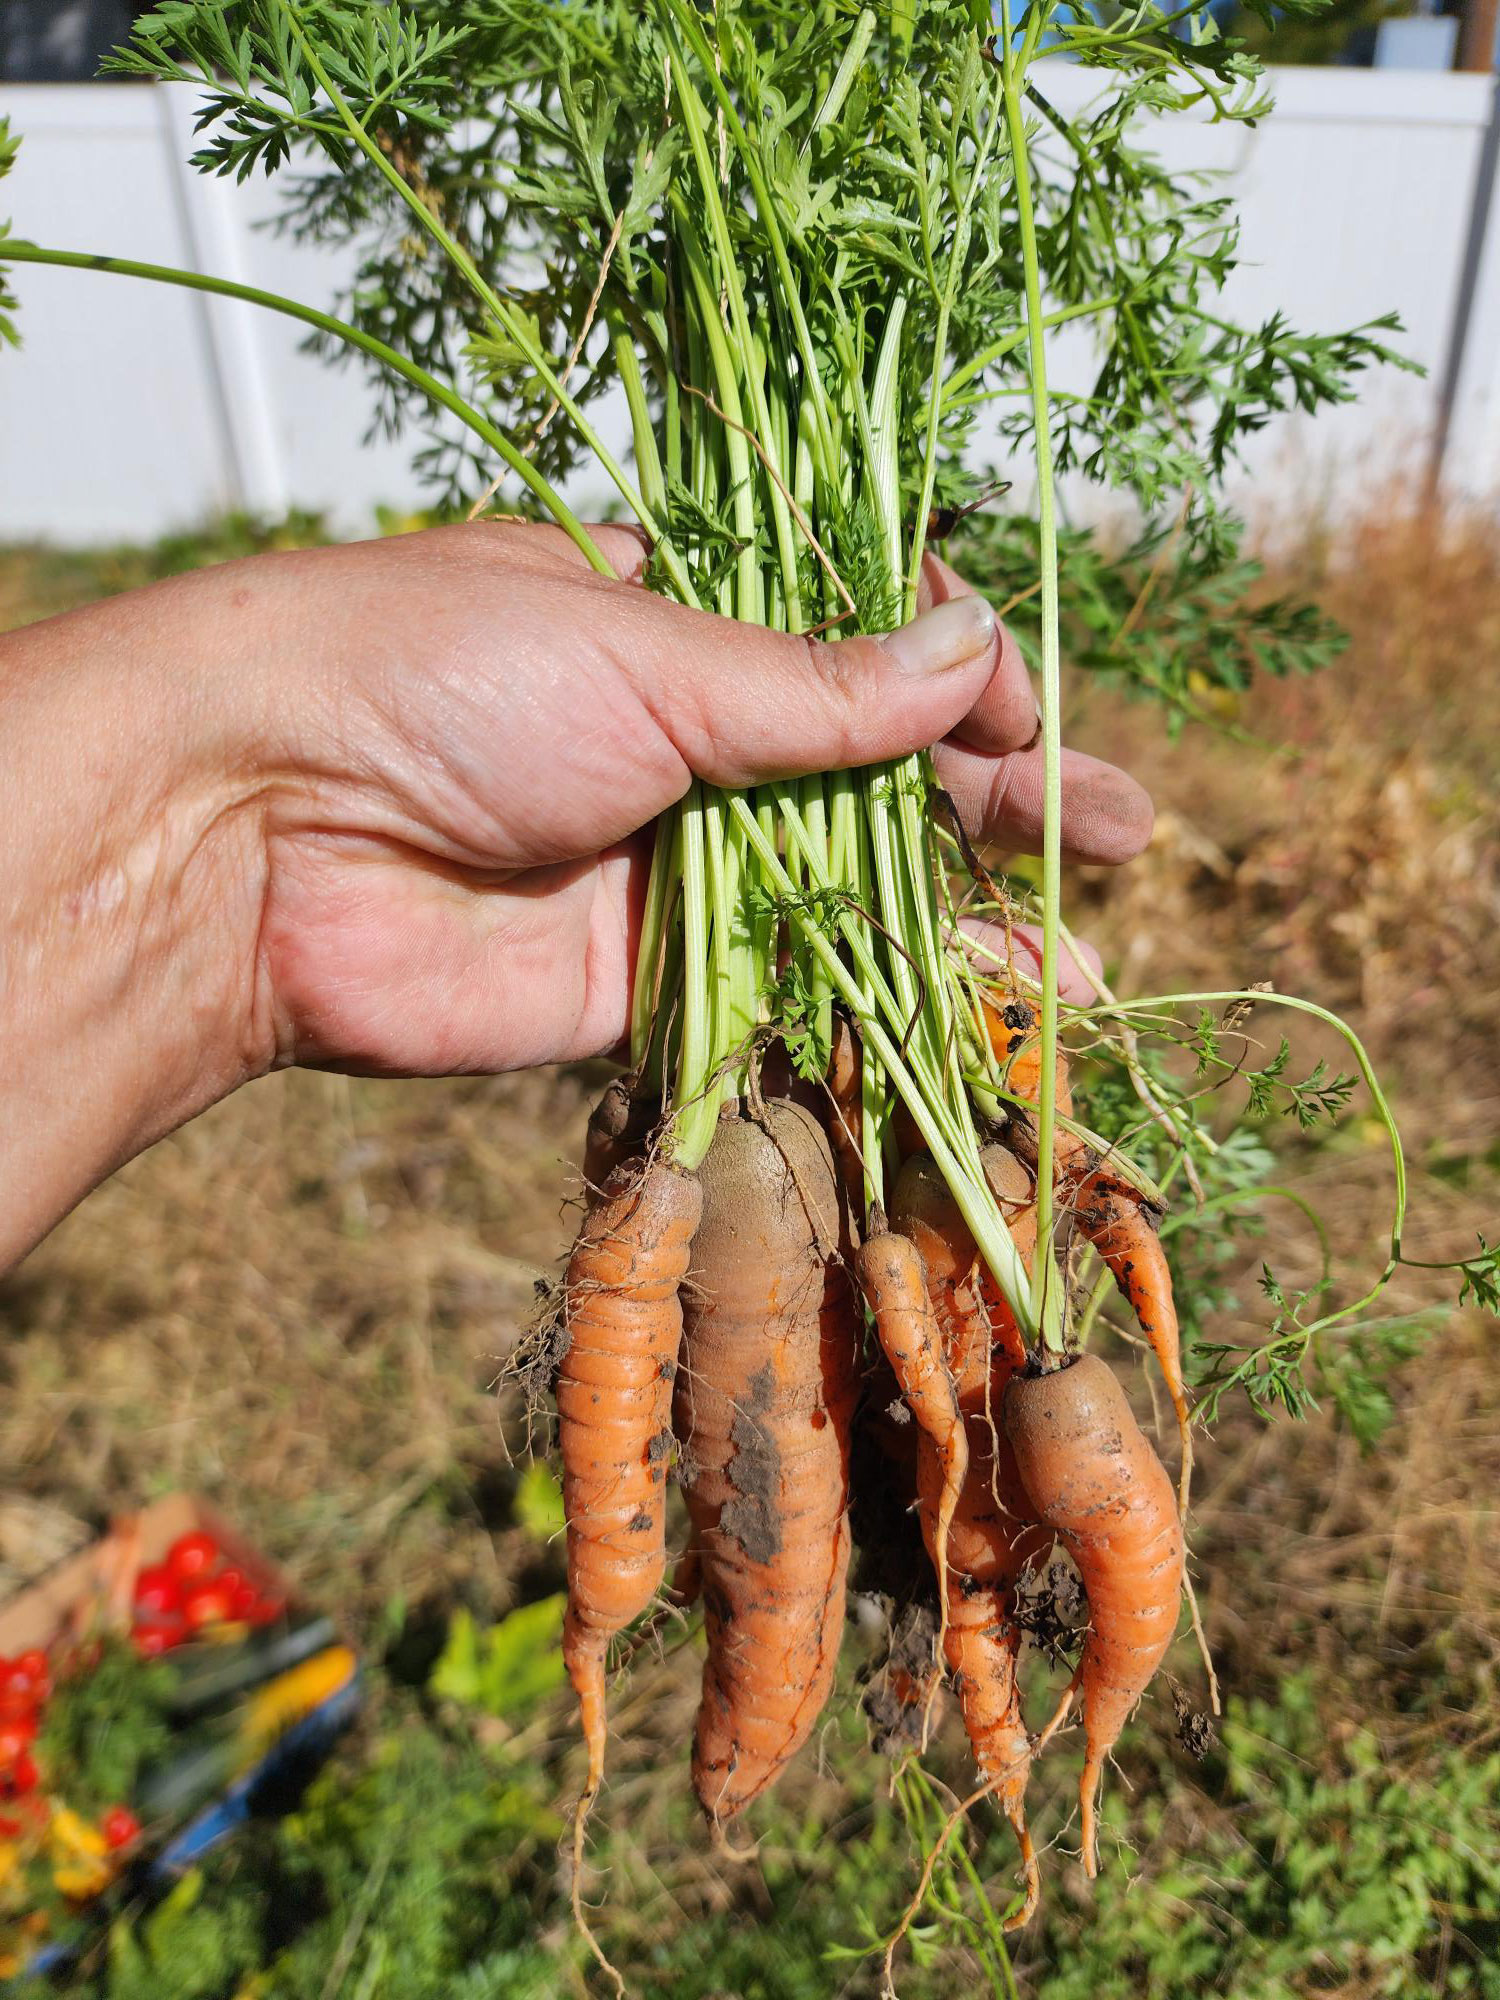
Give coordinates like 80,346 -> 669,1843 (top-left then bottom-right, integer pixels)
918,551 -> 1040,754
601,589 -> 1006,791
303,526 -> 1009,872
509,523 -> 1019,778
917,550 -> 965,613
508,526 -> 1047,776
934,738 -> 1154,866
960,919 -> 1104,1008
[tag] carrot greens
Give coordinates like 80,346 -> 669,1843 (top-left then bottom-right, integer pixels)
0,0 -> 1423,1346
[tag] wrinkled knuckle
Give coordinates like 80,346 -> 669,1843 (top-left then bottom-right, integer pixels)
802,636 -> 873,758
984,759 -> 1020,828
803,634 -> 862,698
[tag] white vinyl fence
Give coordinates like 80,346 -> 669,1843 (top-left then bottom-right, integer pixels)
1,65 -> 1498,546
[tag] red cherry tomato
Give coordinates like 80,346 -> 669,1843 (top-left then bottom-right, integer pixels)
0,1812 -> 21,1838
134,1565 -> 182,1617
131,1614 -> 187,1659
215,1569 -> 261,1619
248,1595 -> 286,1627
102,1805 -> 142,1850
16,1649 -> 49,1702
166,1531 -> 220,1583
5,1748 -> 40,1796
181,1580 -> 235,1631
0,1715 -> 38,1766
0,1652 -> 46,1710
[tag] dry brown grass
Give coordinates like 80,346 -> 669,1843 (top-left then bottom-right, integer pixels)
1064,496 -> 1500,1739
1,499 -> 1497,1853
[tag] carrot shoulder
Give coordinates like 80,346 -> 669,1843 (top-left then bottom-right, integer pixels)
1005,1353 -> 1184,1877
582,1079 -> 659,1206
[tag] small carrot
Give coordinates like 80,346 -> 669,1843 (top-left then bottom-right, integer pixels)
558,1158 -> 702,1808
1005,1353 -> 1184,1877
855,1228 -> 967,1659
1070,1167 -> 1192,1511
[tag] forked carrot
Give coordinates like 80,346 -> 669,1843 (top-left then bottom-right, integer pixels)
891,1144 -> 1051,1907
978,988 -> 1193,1512
1005,1353 -> 1185,1876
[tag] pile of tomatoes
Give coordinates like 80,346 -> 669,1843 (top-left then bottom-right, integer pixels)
0,1647 -> 141,1911
130,1528 -> 283,1658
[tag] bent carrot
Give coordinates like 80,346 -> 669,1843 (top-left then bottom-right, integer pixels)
855,1228 -> 967,1659
891,1145 -> 1050,1912
1005,1353 -> 1184,1877
558,1158 -> 702,1806
676,1099 -> 858,1823
1071,1169 -> 1192,1511
979,988 -> 1192,1511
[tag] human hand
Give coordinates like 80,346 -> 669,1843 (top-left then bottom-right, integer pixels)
0,521 -> 1148,1265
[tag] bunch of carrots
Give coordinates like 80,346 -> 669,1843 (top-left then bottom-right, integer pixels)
554,975 -> 1191,1950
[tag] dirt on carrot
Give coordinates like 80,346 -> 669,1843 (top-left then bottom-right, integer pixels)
674,1098 -> 859,1825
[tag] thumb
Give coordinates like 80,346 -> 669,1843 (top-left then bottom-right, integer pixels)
614,592 -> 1001,787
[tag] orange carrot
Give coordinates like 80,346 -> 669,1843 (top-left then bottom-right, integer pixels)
891,1147 -> 1050,1913
855,1229 -> 967,1654
676,1100 -> 858,1822
1070,1167 -> 1192,1510
558,1157 -> 702,1808
890,1145 -> 1032,1384
979,988 -> 1192,1509
1005,1353 -> 1184,1876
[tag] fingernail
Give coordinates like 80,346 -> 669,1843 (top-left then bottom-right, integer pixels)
879,596 -> 996,675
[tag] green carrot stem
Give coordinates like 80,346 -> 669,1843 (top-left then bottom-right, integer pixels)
998,16 -> 1065,1351
0,240 -> 609,572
